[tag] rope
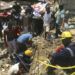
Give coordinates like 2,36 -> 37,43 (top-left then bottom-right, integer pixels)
35,59 -> 75,70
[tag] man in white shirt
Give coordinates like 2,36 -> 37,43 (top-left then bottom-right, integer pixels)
43,5 -> 52,39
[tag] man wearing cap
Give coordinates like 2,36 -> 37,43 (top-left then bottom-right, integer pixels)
16,33 -> 33,53
47,31 -> 75,75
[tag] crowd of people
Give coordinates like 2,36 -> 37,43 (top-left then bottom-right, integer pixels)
0,0 -> 75,75
0,1 -> 66,40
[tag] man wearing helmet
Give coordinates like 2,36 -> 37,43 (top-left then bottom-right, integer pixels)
8,49 -> 33,75
22,49 -> 33,70
47,31 -> 75,75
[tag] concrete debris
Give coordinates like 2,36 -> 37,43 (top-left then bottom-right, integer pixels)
54,69 -> 67,75
29,36 -> 62,75
69,25 -> 75,29
0,33 -> 75,75
2,68 -> 5,72
0,49 -> 8,58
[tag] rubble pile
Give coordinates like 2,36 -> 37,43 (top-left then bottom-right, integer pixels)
29,36 -> 62,75
0,56 -> 11,75
0,34 -> 75,75
0,47 -> 11,75
30,35 -> 75,75
0,49 -> 8,58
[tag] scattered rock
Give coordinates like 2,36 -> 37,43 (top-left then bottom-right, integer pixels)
0,49 -> 8,58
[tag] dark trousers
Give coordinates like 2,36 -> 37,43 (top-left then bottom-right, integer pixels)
32,18 -> 43,35
55,23 -> 62,38
17,43 -> 27,54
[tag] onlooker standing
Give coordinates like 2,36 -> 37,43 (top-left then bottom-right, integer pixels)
13,2 -> 21,15
25,4 -> 33,33
4,22 -> 17,59
12,2 -> 21,26
55,5 -> 65,38
43,5 -> 52,39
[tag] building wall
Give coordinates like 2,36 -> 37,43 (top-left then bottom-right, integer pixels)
58,0 -> 75,10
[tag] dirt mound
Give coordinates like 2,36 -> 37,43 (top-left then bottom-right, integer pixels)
29,36 -> 62,75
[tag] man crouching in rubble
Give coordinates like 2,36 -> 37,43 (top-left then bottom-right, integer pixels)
16,33 -> 33,53
47,31 -> 75,75
8,49 -> 33,75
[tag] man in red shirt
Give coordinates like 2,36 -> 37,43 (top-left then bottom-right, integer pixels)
4,22 -> 17,59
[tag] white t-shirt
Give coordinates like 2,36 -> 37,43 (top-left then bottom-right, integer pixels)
43,12 -> 52,26
8,63 -> 19,75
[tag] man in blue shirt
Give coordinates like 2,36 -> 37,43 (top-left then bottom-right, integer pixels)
17,33 -> 32,43
16,33 -> 33,53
